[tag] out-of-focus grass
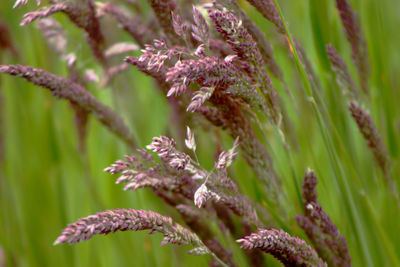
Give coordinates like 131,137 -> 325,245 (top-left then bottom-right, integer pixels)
0,0 -> 399,266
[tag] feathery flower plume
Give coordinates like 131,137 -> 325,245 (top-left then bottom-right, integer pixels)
348,102 -> 391,176
53,209 -> 218,259
0,65 -> 137,149
237,228 -> 327,266
296,169 -> 351,267
326,44 -> 359,100
336,0 -> 370,93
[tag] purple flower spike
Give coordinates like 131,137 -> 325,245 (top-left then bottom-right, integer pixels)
54,209 -> 205,249
296,169 -> 351,267
336,0 -> 370,93
349,102 -> 391,177
238,228 -> 327,266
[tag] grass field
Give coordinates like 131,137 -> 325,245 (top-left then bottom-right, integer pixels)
1,0 -> 399,266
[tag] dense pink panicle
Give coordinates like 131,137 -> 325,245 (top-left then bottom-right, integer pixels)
237,229 -> 327,266
336,0 -> 370,93
208,8 -> 281,125
296,170 -> 351,267
165,56 -> 242,96
326,44 -> 359,100
245,0 -> 284,33
54,209 -> 204,248
348,101 -> 391,176
208,9 -> 264,73
0,65 -> 137,149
